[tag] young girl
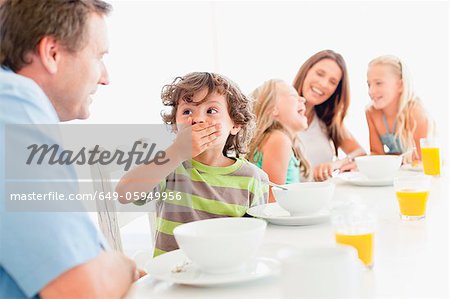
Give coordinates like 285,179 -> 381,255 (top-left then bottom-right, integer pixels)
366,55 -> 430,162
116,72 -> 269,256
247,79 -> 310,202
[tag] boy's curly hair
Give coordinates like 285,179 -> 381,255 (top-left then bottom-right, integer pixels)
161,72 -> 255,157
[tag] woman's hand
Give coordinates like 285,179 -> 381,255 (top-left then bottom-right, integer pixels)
313,162 -> 334,181
313,157 -> 358,181
338,160 -> 357,172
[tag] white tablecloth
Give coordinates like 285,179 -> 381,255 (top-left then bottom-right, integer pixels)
125,171 -> 449,298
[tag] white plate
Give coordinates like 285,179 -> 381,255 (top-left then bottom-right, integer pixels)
246,203 -> 330,226
336,172 -> 393,186
146,249 -> 280,286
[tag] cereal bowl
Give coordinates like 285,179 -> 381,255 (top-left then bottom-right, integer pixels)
355,155 -> 402,180
272,182 -> 335,216
173,217 -> 266,274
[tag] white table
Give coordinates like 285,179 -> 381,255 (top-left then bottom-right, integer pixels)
125,172 -> 449,298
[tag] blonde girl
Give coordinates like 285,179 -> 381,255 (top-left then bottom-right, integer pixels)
366,55 -> 430,162
247,79 -> 310,202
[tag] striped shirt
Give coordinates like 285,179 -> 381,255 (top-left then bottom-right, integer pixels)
137,158 -> 269,257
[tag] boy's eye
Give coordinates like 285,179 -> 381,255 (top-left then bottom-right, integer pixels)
207,108 -> 218,114
182,109 -> 192,115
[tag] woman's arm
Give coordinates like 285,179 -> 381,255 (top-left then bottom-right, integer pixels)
260,131 -> 293,202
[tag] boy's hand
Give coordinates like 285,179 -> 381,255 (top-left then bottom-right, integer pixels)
174,117 -> 222,160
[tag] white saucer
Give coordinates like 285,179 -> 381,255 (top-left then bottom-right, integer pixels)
246,203 -> 330,226
146,249 -> 280,286
336,172 -> 393,186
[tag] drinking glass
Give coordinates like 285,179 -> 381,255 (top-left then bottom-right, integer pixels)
394,175 -> 432,220
420,138 -> 440,176
332,202 -> 376,268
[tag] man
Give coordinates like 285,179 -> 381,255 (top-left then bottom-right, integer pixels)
0,1 -> 139,298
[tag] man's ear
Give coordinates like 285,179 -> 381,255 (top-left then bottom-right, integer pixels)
230,124 -> 241,135
36,36 -> 61,75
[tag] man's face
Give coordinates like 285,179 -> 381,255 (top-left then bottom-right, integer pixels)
55,13 -> 109,121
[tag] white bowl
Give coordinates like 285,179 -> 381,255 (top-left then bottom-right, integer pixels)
173,217 -> 266,274
355,155 -> 402,180
272,182 -> 335,216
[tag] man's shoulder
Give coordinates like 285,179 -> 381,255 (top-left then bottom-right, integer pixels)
0,67 -> 42,99
0,67 -> 58,124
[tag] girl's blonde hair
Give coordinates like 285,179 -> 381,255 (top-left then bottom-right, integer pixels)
368,55 -> 430,157
293,50 -> 351,154
247,79 -> 310,179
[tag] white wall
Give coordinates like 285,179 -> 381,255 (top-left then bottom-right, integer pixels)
76,0 -> 449,157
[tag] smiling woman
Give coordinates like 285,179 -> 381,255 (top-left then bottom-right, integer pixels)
293,50 -> 365,182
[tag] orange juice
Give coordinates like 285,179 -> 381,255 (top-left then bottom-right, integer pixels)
396,189 -> 429,216
421,147 -> 440,176
335,233 -> 373,267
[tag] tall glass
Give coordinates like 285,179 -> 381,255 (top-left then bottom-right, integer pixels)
420,138 -> 440,176
394,175 -> 432,221
332,202 -> 376,268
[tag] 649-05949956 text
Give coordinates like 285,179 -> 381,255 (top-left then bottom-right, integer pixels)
9,191 -> 182,202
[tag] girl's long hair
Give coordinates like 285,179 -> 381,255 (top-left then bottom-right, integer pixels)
247,79 -> 310,179
368,55 -> 431,158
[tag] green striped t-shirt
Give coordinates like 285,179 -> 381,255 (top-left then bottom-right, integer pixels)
138,158 -> 269,257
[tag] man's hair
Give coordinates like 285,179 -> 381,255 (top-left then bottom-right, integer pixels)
161,72 -> 255,157
0,0 -> 112,71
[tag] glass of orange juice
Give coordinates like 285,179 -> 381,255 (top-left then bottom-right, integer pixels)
332,202 -> 376,268
420,138 -> 440,176
394,175 -> 432,221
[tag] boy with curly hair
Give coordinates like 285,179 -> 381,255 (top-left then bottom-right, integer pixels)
117,72 -> 268,256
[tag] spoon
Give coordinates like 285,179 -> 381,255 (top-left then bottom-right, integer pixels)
332,148 -> 365,169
